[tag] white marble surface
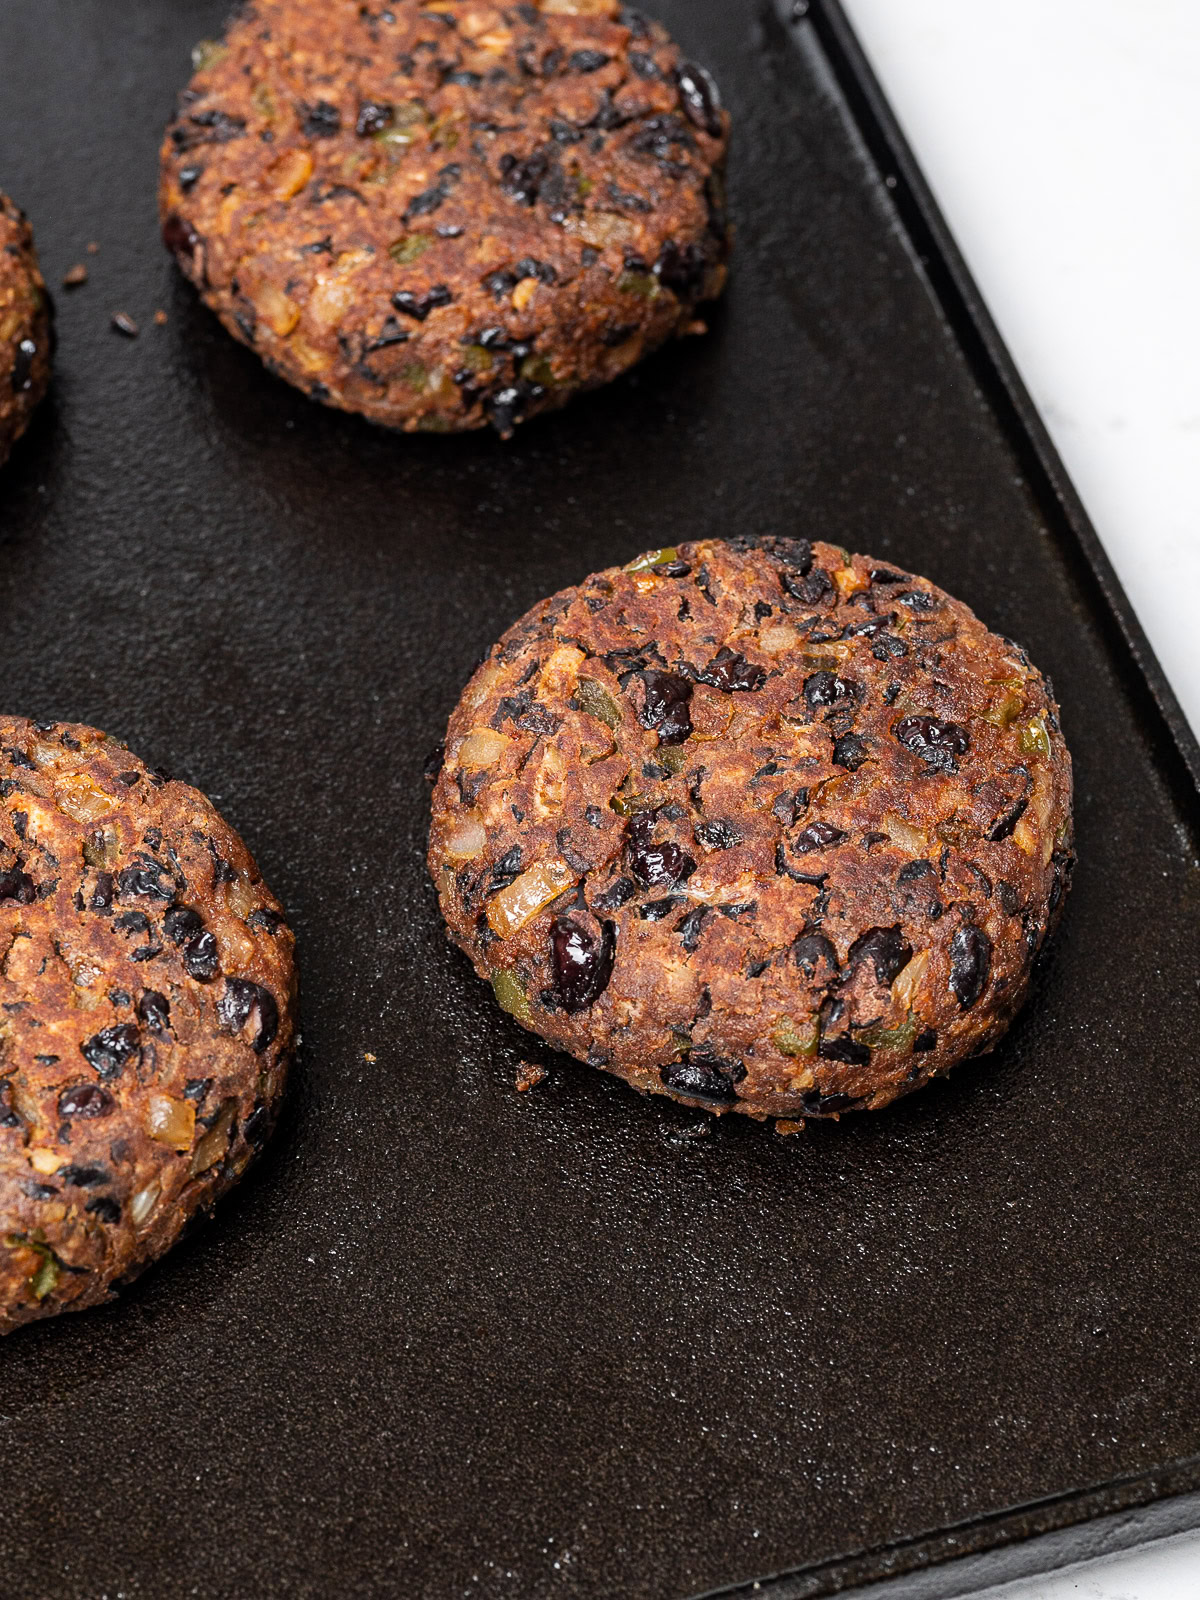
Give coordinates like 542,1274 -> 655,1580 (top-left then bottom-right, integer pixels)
838,3 -> 1200,1596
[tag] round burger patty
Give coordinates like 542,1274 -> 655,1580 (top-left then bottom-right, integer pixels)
0,718 -> 297,1333
0,192 -> 51,468
428,538 -> 1075,1122
159,0 -> 730,436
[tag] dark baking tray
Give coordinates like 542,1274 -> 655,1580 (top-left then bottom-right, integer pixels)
2,2 -> 1200,1596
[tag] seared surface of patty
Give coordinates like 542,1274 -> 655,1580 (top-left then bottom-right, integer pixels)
159,0 -> 730,435
429,538 -> 1074,1121
0,719 -> 296,1333
0,192 -> 51,466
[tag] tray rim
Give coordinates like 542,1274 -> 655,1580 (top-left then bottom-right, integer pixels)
685,2 -> 1200,1595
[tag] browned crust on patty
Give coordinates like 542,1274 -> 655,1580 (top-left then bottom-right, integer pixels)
428,538 -> 1075,1122
0,718 -> 297,1333
158,0 -> 729,435
0,193 -> 51,467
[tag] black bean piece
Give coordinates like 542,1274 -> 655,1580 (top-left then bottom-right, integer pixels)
782,566 -> 833,606
832,733 -> 869,771
184,930 -> 220,983
80,1024 -> 140,1081
356,100 -> 392,136
804,671 -> 859,711
988,793 -> 1029,842
913,1029 -> 938,1052
799,1089 -> 856,1114
0,867 -> 35,904
897,859 -> 933,882
871,634 -> 908,660
897,590 -> 939,612
818,1035 -> 871,1066
498,146 -> 553,206
637,669 -> 693,744
894,715 -> 970,775
488,846 -> 524,894
661,1050 -> 745,1104
86,1196 -> 122,1225
697,647 -> 766,694
164,905 -> 204,944
629,51 -> 660,79
302,100 -> 341,137
593,876 -> 637,912
870,568 -> 907,585
58,1082 -> 115,1118
137,991 -> 171,1033
117,863 -> 174,901
217,978 -> 279,1053
694,819 -> 741,850
640,896 -> 685,922
571,49 -> 610,72
949,926 -> 993,1008
793,931 -> 838,980
846,925 -> 913,987
114,911 -> 151,937
675,61 -> 723,136
676,905 -> 710,952
391,285 -> 454,320
244,1103 -> 272,1147
162,212 -> 201,260
772,789 -> 808,827
794,820 -> 848,853
550,918 -> 616,1012
654,240 -> 707,300
57,1165 -> 109,1188
625,815 -> 696,889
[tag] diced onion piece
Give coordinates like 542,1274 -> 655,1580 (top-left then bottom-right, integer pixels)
251,280 -> 301,337
883,812 -> 928,855
189,1099 -> 237,1177
487,859 -> 575,938
54,773 -> 118,823
130,1181 -> 161,1226
458,728 -> 511,769
892,950 -> 931,1011
443,815 -> 487,860
271,148 -> 313,200
28,1148 -> 60,1176
758,625 -> 797,656
147,1094 -> 196,1151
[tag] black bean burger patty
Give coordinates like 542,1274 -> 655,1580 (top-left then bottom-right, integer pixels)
0,193 -> 51,468
159,0 -> 730,435
428,537 -> 1074,1123
0,718 -> 297,1333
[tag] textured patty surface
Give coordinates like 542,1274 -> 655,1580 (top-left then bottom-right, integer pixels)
0,719 -> 296,1333
429,538 -> 1074,1122
0,192 -> 51,467
159,0 -> 730,435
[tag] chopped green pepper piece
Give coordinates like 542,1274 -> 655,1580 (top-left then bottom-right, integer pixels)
774,1015 -> 818,1058
389,233 -> 432,265
1020,716 -> 1051,758
856,1012 -> 920,1053
624,547 -> 679,573
5,1232 -> 61,1301
191,39 -> 227,70
658,745 -> 689,775
577,678 -> 622,730
492,970 -> 533,1026
402,362 -> 427,393
616,270 -> 660,300
460,345 -> 495,375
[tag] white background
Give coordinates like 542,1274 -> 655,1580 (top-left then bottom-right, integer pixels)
840,2 -> 1200,1596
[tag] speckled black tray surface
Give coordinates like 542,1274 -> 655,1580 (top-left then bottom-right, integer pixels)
3,3 -> 1200,1597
